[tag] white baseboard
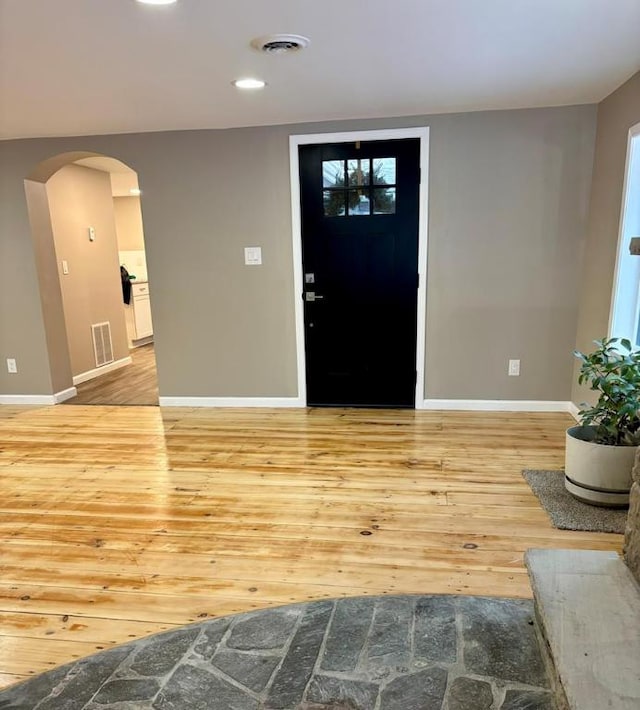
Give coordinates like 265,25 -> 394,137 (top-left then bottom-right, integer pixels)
54,387 -> 77,403
0,394 -> 56,405
420,399 -> 573,412
158,396 -> 304,408
159,397 -> 573,412
0,387 -> 77,405
567,402 -> 581,422
72,356 -> 132,386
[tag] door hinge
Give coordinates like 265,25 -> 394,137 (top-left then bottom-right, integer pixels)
416,273 -> 420,289
418,168 -> 422,185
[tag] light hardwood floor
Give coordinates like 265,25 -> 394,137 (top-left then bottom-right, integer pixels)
65,344 -> 158,406
0,405 -> 622,688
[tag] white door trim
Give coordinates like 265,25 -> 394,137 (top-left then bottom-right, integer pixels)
289,127 -> 430,408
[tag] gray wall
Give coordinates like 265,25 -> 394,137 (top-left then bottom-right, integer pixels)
0,105 -> 597,401
45,164 -> 129,378
573,71 -> 640,406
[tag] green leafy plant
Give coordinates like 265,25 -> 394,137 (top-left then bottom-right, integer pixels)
575,337 -> 640,446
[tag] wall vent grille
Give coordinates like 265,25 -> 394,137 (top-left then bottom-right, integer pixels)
91,322 -> 114,368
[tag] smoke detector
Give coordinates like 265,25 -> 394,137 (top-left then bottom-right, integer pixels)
251,34 -> 310,55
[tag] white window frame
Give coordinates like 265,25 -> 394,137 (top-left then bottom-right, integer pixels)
609,121 -> 640,345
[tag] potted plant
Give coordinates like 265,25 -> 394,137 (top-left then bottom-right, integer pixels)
566,337 -> 640,507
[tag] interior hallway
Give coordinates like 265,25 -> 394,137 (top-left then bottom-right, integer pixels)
0,405 -> 622,688
65,344 -> 158,406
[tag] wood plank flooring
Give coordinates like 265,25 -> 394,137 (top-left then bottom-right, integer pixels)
65,344 -> 158,406
0,405 -> 623,687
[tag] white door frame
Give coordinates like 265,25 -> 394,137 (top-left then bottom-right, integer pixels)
289,127 -> 430,408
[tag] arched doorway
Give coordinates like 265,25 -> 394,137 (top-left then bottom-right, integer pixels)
25,152 -> 159,405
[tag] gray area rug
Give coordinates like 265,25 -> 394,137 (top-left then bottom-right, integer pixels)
523,469 -> 628,534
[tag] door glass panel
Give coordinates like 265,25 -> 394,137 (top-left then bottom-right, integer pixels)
348,189 -> 370,216
348,159 -> 370,186
372,187 -> 396,214
324,190 -> 346,216
323,160 -> 345,188
373,158 -> 396,185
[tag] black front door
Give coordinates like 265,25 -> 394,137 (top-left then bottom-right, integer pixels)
299,138 -> 421,408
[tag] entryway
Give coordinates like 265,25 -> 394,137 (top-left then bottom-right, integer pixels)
291,128 -> 429,408
67,343 -> 158,406
24,152 -> 159,406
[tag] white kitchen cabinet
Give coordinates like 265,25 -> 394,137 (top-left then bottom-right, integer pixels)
125,282 -> 154,346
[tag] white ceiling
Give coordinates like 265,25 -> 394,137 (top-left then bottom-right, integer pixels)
1,0 -> 639,140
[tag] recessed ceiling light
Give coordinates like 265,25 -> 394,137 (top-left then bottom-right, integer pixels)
129,188 -> 142,196
136,0 -> 177,5
233,78 -> 266,90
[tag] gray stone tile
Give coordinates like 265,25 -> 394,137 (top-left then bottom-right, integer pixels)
500,689 -> 556,710
153,664 -> 258,710
192,618 -> 230,661
211,649 -> 280,693
526,548 -> 640,709
0,595 -> 555,710
130,628 -> 199,678
0,665 -> 69,710
227,608 -> 300,651
92,678 -> 160,704
379,667 -> 448,710
447,676 -> 493,710
320,597 -> 375,673
414,596 -> 457,664
265,601 -> 333,709
305,674 -> 379,709
36,646 -> 131,710
460,597 -> 548,687
363,597 -> 414,672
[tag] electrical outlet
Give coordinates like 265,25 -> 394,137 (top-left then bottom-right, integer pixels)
508,359 -> 520,376
7,358 -> 17,374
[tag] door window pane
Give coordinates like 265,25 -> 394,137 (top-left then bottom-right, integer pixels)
348,189 -> 370,216
323,160 -> 345,188
348,159 -> 370,186
373,158 -> 396,185
324,190 -> 346,216
373,187 -> 396,214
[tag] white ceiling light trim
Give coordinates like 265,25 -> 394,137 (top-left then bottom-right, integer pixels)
233,78 -> 267,90
136,0 -> 177,5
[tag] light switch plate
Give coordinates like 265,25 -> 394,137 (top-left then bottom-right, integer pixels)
62,260 -> 69,275
244,247 -> 262,266
88,227 -> 96,242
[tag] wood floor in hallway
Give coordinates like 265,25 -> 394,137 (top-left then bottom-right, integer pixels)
0,405 -> 623,688
65,344 -> 158,406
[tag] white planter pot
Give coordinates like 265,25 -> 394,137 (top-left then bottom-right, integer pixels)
565,426 -> 635,507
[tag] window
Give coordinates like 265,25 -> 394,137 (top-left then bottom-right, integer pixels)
322,157 -> 396,217
610,124 -> 640,345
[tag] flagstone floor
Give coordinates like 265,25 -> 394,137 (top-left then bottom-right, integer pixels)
0,595 -> 555,710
